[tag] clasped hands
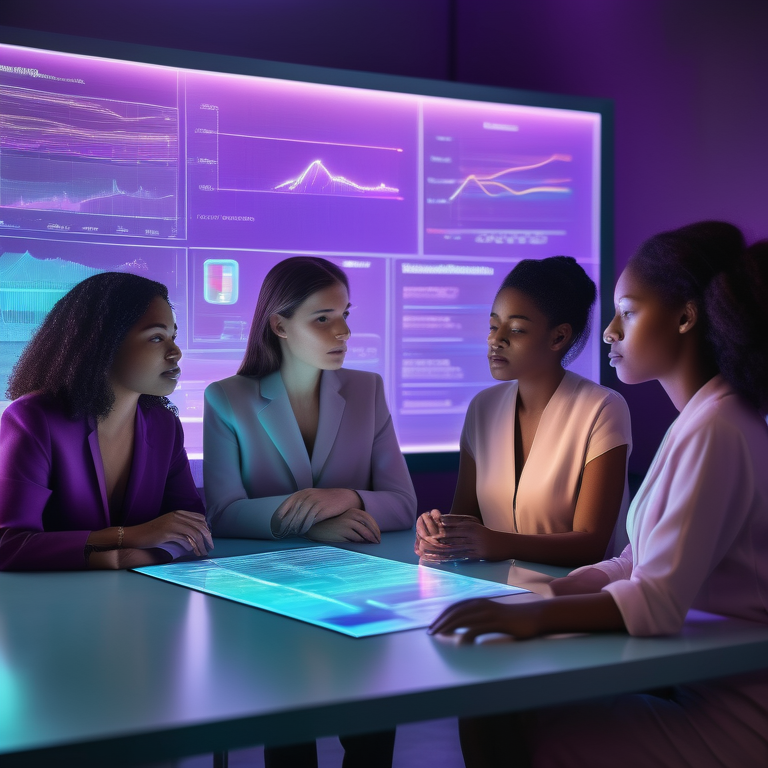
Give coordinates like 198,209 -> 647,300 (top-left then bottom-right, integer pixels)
415,509 -> 503,562
271,488 -> 381,543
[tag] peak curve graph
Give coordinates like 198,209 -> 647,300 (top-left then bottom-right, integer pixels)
274,160 -> 401,199
448,154 -> 573,201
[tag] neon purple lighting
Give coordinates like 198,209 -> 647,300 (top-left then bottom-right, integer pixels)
0,43 -> 602,457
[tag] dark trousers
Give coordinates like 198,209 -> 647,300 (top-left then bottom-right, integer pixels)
264,729 -> 396,768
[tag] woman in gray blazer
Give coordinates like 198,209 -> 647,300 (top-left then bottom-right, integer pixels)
204,256 -> 416,542
203,256 -> 415,768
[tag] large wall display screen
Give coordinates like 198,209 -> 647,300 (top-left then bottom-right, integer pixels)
0,38 -> 606,457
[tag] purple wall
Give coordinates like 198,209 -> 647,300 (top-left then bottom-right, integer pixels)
2,0 -> 766,481
455,0 -> 768,472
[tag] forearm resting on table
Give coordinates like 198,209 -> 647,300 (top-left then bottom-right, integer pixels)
86,527 -> 122,548
536,591 -> 626,634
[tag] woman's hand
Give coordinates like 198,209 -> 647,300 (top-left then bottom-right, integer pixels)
426,515 -> 510,562
414,509 -> 452,558
549,568 -> 610,596
428,598 -> 544,642
272,488 -> 362,537
122,510 -> 213,556
305,508 -> 381,543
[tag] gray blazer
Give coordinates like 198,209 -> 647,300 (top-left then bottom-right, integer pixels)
203,368 -> 417,539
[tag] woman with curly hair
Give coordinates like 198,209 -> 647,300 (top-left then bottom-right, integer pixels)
0,272 -> 211,570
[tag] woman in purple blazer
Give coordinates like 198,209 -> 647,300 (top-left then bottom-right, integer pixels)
0,273 -> 211,571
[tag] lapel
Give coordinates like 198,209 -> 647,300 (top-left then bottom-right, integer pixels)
515,372 -> 573,506
311,370 -> 345,481
86,417 -> 110,526
257,371 -> 313,490
121,405 -> 147,522
86,406 -> 147,525
506,381 -> 519,526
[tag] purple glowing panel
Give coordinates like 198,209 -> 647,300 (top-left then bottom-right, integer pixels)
0,41 -> 603,457
0,45 -> 183,239
185,73 -> 418,253
422,99 -> 599,259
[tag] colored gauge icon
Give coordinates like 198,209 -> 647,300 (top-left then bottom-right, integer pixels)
203,259 -> 239,304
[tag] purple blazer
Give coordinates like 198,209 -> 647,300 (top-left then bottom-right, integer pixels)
0,394 -> 204,571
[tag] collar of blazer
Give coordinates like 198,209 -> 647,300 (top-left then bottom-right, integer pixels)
257,369 -> 346,488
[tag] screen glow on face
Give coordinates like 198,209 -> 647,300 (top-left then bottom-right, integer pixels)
0,42 -> 602,456
134,547 -> 528,637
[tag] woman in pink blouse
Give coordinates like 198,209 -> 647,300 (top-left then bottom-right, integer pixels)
430,222 -> 768,767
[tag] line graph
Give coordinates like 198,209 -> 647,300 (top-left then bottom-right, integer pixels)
196,120 -> 405,199
0,84 -> 181,237
448,154 -> 572,201
274,159 -> 401,199
186,88 -> 416,252
217,133 -> 403,153
1,86 -> 178,161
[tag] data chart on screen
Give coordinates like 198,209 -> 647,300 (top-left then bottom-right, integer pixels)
0,40 -> 604,456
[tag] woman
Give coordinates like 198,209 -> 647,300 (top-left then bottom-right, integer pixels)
204,256 -> 416,768
0,273 -> 211,571
204,256 -> 416,542
430,223 -> 768,768
416,256 -> 631,566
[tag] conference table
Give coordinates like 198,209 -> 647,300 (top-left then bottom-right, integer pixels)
1,531 -> 767,767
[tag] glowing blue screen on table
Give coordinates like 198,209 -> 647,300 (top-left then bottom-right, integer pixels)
134,547 -> 528,637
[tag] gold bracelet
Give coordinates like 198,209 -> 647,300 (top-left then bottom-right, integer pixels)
117,526 -> 124,549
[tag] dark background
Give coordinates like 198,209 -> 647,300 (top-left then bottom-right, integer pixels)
2,0 -> 766,507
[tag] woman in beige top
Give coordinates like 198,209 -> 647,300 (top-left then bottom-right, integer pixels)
415,256 -> 632,567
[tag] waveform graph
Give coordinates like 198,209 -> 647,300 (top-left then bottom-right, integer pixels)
0,83 -> 182,238
273,159 -> 402,200
214,132 -> 404,199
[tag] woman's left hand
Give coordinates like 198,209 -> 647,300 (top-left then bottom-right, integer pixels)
428,598 -> 543,642
272,488 -> 362,537
432,515 -> 509,561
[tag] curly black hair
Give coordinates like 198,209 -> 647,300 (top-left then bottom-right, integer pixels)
629,222 -> 768,410
7,272 -> 177,419
498,256 -> 597,366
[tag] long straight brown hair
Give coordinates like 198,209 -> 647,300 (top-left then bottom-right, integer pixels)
238,257 -> 349,379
